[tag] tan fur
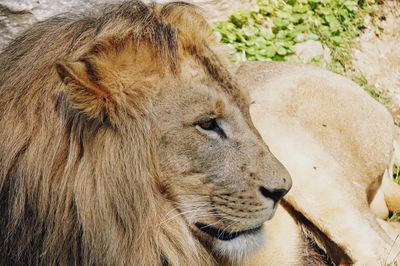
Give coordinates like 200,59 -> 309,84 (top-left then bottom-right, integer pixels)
236,61 -> 400,265
0,2 -> 292,265
383,128 -> 400,212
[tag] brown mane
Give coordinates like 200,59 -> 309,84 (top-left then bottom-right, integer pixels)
0,1 -> 236,264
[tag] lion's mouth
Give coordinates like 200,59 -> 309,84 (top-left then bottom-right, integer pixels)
195,222 -> 263,241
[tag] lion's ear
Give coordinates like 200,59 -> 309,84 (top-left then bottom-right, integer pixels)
55,59 -> 109,97
55,59 -> 113,122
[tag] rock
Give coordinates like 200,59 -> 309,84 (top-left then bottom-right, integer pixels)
178,0 -> 255,22
0,0 -> 255,51
294,40 -> 331,64
352,1 -> 400,124
1,0 -> 39,13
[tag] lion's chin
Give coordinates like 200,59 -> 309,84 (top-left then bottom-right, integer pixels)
212,227 -> 266,263
194,223 -> 266,263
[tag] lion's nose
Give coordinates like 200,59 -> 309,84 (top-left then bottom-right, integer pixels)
259,186 -> 288,203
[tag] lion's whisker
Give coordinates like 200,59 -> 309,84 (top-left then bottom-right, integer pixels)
385,233 -> 399,265
388,233 -> 400,265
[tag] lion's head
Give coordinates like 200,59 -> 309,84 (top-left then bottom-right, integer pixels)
0,1 -> 291,265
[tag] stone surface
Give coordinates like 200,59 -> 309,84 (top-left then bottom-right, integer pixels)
0,0 -> 255,51
294,40 -> 331,64
352,0 -> 400,123
1,0 -> 40,13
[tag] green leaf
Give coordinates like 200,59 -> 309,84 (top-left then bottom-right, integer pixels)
255,53 -> 272,61
393,164 -> 400,184
254,37 -> 268,47
273,18 -> 290,28
246,46 -> 259,55
276,46 -> 287,55
260,46 -> 276,58
289,14 -> 304,24
317,7 -> 331,15
226,32 -> 237,42
331,35 -> 344,44
293,4 -> 308,14
389,210 -> 400,222
261,30 -> 275,40
344,0 -> 358,11
325,15 -> 341,31
242,25 -> 259,37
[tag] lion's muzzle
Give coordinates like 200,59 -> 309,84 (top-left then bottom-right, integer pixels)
259,186 -> 290,205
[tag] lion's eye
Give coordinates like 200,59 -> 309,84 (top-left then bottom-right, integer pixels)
196,118 -> 227,138
198,119 -> 218,131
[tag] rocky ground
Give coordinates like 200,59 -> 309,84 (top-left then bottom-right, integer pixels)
0,0 -> 254,50
352,0 -> 400,125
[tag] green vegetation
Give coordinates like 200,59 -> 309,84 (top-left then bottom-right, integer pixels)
389,210 -> 400,222
214,0 -> 385,100
394,164 -> 400,185
351,74 -> 391,105
214,0 -> 380,72
389,165 -> 400,222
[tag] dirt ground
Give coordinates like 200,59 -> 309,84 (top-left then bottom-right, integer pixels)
352,0 -> 400,125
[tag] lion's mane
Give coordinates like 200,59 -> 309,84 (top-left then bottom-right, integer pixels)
0,1 -> 221,265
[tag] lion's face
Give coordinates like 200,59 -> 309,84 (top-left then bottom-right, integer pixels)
155,59 -> 292,261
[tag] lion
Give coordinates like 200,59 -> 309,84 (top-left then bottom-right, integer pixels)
1,1 -> 399,265
235,61 -> 400,265
0,1 -> 292,265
